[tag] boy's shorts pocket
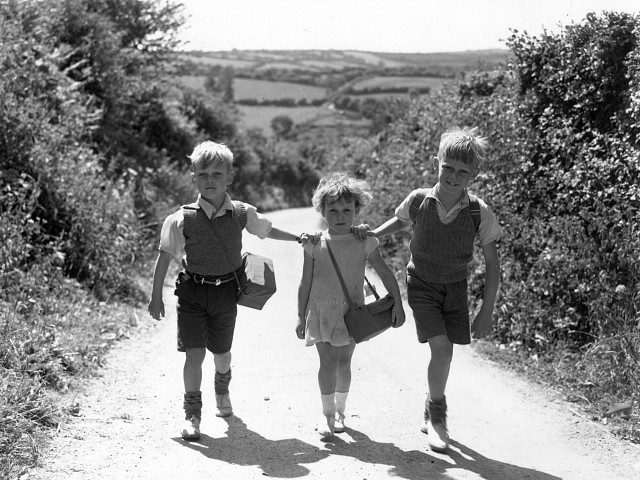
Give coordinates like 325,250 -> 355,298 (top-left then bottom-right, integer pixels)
174,271 -> 192,300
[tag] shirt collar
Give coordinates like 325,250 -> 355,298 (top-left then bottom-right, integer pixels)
432,184 -> 470,209
196,193 -> 233,219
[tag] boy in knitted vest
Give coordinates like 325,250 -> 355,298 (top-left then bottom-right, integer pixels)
354,127 -> 502,451
148,141 -> 304,440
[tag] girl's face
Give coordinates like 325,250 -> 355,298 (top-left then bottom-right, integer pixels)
322,197 -> 357,235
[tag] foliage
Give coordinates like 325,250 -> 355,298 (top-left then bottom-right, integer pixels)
270,115 -> 294,137
1,0 -> 179,474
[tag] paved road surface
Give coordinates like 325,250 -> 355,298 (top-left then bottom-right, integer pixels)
28,207 -> 640,479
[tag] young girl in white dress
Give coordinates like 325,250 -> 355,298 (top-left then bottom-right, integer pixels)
296,172 -> 405,436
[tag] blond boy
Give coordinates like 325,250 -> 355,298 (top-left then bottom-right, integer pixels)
148,141 -> 302,440
355,127 -> 502,451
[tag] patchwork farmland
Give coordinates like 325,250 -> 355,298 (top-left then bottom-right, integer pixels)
173,49 -> 509,134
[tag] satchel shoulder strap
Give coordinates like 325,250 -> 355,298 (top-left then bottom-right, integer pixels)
207,216 -> 244,292
325,241 -> 356,310
467,193 -> 481,233
325,240 -> 381,308
408,190 -> 428,223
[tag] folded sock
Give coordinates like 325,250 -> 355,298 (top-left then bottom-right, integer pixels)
183,391 -> 202,419
215,369 -> 232,395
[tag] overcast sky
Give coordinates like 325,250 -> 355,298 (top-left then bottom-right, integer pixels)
176,0 -> 638,53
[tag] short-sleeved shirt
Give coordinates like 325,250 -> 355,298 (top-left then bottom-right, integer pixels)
159,194 -> 272,260
395,185 -> 503,246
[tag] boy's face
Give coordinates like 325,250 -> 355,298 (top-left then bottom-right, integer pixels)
191,161 -> 234,203
322,197 -> 357,235
434,156 -> 477,196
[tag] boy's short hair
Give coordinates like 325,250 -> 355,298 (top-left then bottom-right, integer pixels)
188,141 -> 234,171
438,127 -> 488,169
311,172 -> 373,214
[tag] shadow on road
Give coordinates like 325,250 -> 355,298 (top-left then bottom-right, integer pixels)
173,417 -> 562,480
172,416 -> 329,477
322,428 -> 562,480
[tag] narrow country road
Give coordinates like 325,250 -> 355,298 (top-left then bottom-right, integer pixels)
28,207 -> 640,480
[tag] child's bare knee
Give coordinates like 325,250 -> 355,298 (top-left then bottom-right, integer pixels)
185,347 -> 206,364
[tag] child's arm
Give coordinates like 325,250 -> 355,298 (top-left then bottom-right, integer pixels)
471,241 -> 500,338
367,247 -> 406,328
266,226 -> 301,242
372,216 -> 412,237
148,250 -> 172,321
296,251 -> 314,339
352,216 -> 412,241
266,226 -> 321,245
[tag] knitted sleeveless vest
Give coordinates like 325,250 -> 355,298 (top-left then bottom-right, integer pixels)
182,202 -> 247,276
408,195 -> 475,283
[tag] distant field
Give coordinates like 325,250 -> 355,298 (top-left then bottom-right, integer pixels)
177,55 -> 255,68
347,92 -> 427,100
237,105 -> 324,133
256,62 -> 313,71
175,75 -> 207,90
177,48 -> 511,74
299,60 -> 343,70
343,50 -> 406,68
309,114 -> 370,128
350,75 -> 448,91
234,78 -> 327,101
173,76 -> 328,102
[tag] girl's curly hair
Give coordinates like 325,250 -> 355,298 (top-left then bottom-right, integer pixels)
311,172 -> 373,213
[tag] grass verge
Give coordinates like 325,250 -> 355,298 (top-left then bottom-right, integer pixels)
472,340 -> 639,444
0,268 -> 153,479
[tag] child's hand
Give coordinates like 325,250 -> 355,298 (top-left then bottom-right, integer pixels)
148,298 -> 165,321
392,302 -> 405,328
298,232 -> 322,245
471,305 -> 494,338
295,317 -> 306,339
350,224 -> 374,242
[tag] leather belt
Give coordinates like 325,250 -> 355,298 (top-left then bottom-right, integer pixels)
185,271 -> 236,286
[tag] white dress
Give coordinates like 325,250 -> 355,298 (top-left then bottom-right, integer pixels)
303,232 -> 379,347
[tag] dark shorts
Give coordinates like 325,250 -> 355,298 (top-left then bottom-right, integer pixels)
406,275 -> 470,345
174,272 -> 238,354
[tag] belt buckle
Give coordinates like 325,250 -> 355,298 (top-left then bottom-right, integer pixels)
215,278 -> 221,286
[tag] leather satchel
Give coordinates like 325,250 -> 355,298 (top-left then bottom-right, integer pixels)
235,252 -> 276,310
211,228 -> 277,311
326,241 -> 394,343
